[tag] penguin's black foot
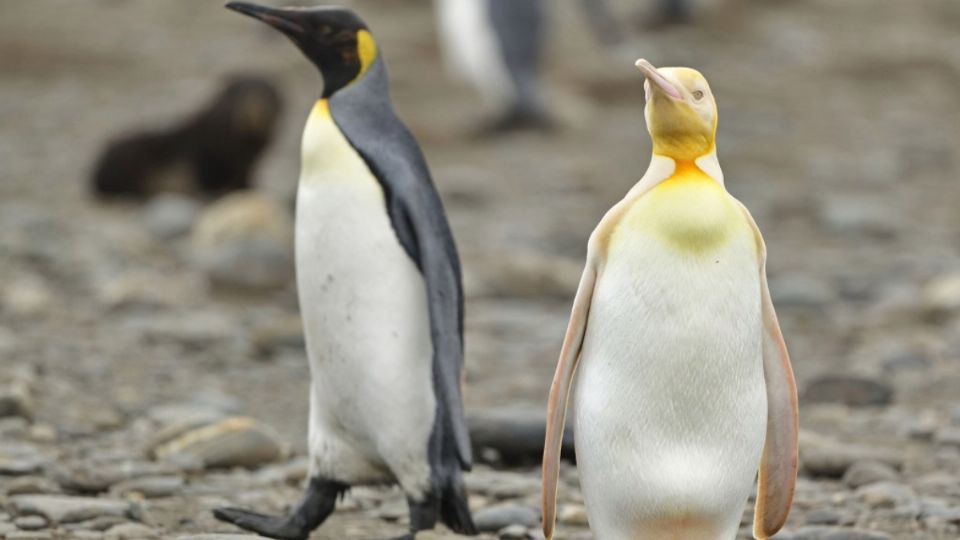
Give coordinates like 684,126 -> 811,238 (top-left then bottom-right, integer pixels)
213,477 -> 348,540
213,507 -> 312,540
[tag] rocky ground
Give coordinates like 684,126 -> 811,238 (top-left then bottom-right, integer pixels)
3,0 -> 960,539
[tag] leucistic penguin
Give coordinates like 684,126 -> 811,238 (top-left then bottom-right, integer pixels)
216,4 -> 476,539
434,0 -> 550,131
541,60 -> 799,539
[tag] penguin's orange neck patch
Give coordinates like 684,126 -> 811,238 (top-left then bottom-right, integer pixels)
312,98 -> 332,120
620,158 -> 743,253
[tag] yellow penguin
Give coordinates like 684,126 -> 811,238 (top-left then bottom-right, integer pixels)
541,59 -> 799,540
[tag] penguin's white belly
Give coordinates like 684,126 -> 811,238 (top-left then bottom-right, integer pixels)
294,102 -> 435,495
434,0 -> 513,107
574,212 -> 765,539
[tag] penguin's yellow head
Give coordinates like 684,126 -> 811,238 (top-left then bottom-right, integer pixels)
227,2 -> 378,98
635,60 -> 717,161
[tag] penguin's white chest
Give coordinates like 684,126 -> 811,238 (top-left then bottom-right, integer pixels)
293,101 -> 435,490
573,179 -> 767,538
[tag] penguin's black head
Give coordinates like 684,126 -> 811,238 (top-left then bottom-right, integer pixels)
226,2 -> 376,98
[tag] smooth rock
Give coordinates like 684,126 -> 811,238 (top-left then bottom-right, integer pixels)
474,504 -> 539,532
556,504 -> 588,526
778,526 -> 893,540
251,315 -> 304,357
144,194 -> 201,239
934,427 -> 960,447
4,476 -> 60,496
9,495 -> 136,524
5,531 -> 54,540
497,524 -> 529,540
922,273 -> 960,320
804,508 -> 848,526
0,381 -> 34,420
469,251 -> 582,299
842,460 -> 899,489
13,515 -> 48,530
0,455 -> 46,476
150,416 -> 284,469
2,277 -> 53,317
414,531 -> 475,540
176,536 -> 265,540
190,191 -> 294,290
104,522 -> 160,540
800,431 -> 903,478
855,481 -> 916,509
110,475 -> 184,498
803,375 -> 893,407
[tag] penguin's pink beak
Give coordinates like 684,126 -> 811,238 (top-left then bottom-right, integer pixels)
635,59 -> 682,100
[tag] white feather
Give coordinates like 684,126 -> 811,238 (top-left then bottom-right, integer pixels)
573,165 -> 767,539
295,102 -> 435,498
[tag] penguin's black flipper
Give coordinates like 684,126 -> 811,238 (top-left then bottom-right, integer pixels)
213,477 -> 346,540
439,479 -> 478,535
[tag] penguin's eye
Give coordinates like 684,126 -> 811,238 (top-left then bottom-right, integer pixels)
318,24 -> 332,35
692,90 -> 705,100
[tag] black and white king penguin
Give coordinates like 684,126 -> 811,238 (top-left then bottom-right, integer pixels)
434,0 -> 550,131
216,4 -> 477,539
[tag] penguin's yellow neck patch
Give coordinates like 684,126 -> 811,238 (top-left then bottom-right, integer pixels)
312,98 -> 332,119
353,30 -> 378,83
620,161 -> 743,254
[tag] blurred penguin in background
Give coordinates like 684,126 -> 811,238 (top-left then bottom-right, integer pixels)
91,75 -> 282,200
434,0 -> 551,133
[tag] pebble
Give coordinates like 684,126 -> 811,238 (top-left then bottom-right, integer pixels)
144,193 -> 201,239
110,475 -> 184,498
190,191 -> 294,290
803,375 -> 893,407
778,526 -> 893,540
801,431 -> 903,478
8,495 -> 136,524
855,481 -> 917,509
150,416 -> 284,469
933,426 -> 960,448
473,504 -> 539,532
414,531 -> 476,540
497,524 -> 529,540
556,504 -> 588,526
13,515 -> 48,530
922,272 -> 960,320
176,536 -> 265,540
5,476 -> 61,495
5,531 -> 54,540
819,197 -> 897,238
804,507 -> 851,526
104,522 -> 160,540
842,460 -> 899,489
0,380 -> 34,420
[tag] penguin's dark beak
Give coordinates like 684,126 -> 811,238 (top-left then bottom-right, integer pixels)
225,1 -> 305,38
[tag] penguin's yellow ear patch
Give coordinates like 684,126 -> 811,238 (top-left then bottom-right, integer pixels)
355,30 -> 377,80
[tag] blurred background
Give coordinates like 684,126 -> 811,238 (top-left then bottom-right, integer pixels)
2,1 -> 960,538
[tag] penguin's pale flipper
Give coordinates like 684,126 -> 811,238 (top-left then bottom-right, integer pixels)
213,477 -> 347,540
754,266 -> 799,539
737,204 -> 799,539
542,263 -> 597,540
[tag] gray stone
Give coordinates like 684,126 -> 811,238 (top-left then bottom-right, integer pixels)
144,193 -> 201,239
151,416 -> 284,469
804,508 -> 848,526
104,522 -> 160,540
778,527 -> 893,540
110,475 -> 184,498
13,515 -> 48,530
5,476 -> 60,495
0,380 -> 34,421
474,504 -> 539,532
800,431 -> 903,478
855,481 -> 916,509
9,495 -> 136,524
922,273 -> 960,320
497,524 -> 529,540
842,460 -> 899,489
5,531 -> 54,540
0,455 -> 46,476
190,191 -> 294,290
803,375 -> 893,407
414,531 -> 475,540
556,504 -> 588,526
176,536 -> 265,540
934,427 -> 960,447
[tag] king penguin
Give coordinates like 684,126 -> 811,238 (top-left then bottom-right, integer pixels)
434,0 -> 550,131
541,60 -> 799,540
216,4 -> 477,539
